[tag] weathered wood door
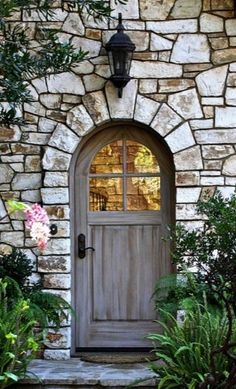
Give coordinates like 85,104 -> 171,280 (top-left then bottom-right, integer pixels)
74,125 -> 174,349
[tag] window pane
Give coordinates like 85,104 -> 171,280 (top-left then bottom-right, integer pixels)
127,177 -> 161,211
90,141 -> 123,174
126,141 -> 160,174
90,178 -> 123,211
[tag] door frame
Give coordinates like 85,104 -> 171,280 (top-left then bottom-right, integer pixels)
70,121 -> 175,355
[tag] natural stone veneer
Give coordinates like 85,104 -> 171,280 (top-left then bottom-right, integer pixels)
1,0 -> 236,360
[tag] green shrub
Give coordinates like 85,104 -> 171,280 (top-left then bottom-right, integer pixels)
0,279 -> 39,389
148,303 -> 231,389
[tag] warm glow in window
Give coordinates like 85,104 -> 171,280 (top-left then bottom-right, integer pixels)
89,140 -> 161,211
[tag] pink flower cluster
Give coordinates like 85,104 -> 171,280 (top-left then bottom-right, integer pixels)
24,204 -> 50,250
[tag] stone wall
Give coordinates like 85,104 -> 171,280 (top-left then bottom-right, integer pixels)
0,0 -> 236,359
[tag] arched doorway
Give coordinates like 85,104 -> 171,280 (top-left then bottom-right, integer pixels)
73,123 -> 175,350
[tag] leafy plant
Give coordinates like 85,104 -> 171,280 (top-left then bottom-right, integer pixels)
0,249 -> 71,329
148,303 -> 232,389
0,279 -> 40,389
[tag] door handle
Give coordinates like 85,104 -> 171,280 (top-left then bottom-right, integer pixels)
78,234 -> 95,259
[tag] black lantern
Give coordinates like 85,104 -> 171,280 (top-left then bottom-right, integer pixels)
106,13 -> 135,98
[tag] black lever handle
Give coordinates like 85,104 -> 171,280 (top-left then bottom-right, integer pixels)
78,234 -> 95,258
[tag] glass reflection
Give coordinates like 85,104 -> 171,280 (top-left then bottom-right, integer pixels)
126,141 -> 160,174
89,178 -> 123,211
90,141 -> 123,174
127,177 -> 161,211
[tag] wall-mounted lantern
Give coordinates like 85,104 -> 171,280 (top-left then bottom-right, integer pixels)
105,13 -> 136,98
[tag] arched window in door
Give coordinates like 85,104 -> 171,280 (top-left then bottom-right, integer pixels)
89,140 -> 161,211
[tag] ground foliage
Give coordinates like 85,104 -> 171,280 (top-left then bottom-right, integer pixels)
150,191 -> 236,388
0,0 -> 127,126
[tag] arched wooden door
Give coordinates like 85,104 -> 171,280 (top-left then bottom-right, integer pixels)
74,125 -> 174,349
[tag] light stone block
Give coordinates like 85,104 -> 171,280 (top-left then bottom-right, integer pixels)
49,124 -> 80,153
27,84 -> 39,101
95,65 -> 111,78
168,88 -> 203,120
111,0 -> 139,18
21,190 -> 41,203
171,0 -> 202,18
83,74 -> 106,93
44,349 -> 70,360
38,255 -> 71,273
134,95 -> 160,125
176,171 -> 200,186
190,119 -> 213,129
47,72 -> 85,95
151,103 -> 182,136
140,0 -> 175,20
24,133 -> 50,145
38,118 -> 57,133
130,61 -> 182,78
176,188 -> 201,203
165,122 -> 195,153
196,65 -> 227,96
225,88 -> 236,105
200,13 -> 223,32
105,79 -> 138,119
44,172 -> 68,187
42,147 -> 71,171
146,19 -> 197,34
44,327 -> 71,350
171,34 -> 210,63
43,238 -> 71,255
202,145 -> 234,159
174,146 -> 203,170
72,37 -> 101,58
82,92 -> 110,124
31,77 -> 48,93
223,155 -> 236,176
0,198 -> 7,219
176,204 -> 201,220
200,176 -> 224,185
158,79 -> 195,93
73,60 -> 94,75
1,232 -> 24,247
66,105 -> 94,135
139,79 -> 157,94
226,19 -> 236,36
41,188 -> 69,204
150,34 -> 173,51
201,97 -> 224,105
215,107 -> 236,127
10,163 -> 24,173
218,186 -> 236,198
40,94 -> 61,109
195,129 -> 236,144
12,173 -> 41,190
50,220 -> 70,238
0,165 -> 14,183
226,178 -> 236,185
62,12 -> 85,35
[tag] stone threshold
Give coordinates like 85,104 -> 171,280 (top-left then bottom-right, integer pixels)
12,358 -> 159,388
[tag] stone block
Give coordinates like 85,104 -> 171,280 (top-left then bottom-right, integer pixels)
202,145 -> 234,159
21,190 -> 41,203
176,204 -> 202,220
42,147 -> 72,171
200,176 -> 224,185
176,171 -> 200,186
147,19 -> 197,34
226,19 -> 236,36
62,12 -> 85,35
176,188 -> 201,203
43,238 -> 71,256
25,156 -> 41,172
43,274 -> 71,290
47,72 -> 85,95
82,92 -> 110,124
190,119 -> 213,129
73,60 -> 94,75
0,165 -> 14,184
38,255 -> 71,273
44,205 -> 70,220
158,79 -> 195,93
38,117 -> 57,133
171,0 -> 202,18
196,65 -> 227,96
83,74 -> 106,93
140,0 -> 175,20
212,48 -> 236,65
201,97 -> 224,105
44,172 -> 68,187
49,124 -> 80,153
130,61 -> 182,78
44,349 -> 70,360
134,95 -> 160,125
31,77 -> 48,93
168,88 -> 203,120
215,107 -> 236,127
0,126 -> 21,142
225,88 -> 236,105
1,232 -> 24,247
40,94 -> 61,109
12,173 -> 42,190
165,122 -> 195,153
72,37 -> 101,58
67,105 -> 94,135
200,13 -> 223,32
174,146 -> 203,170
195,129 -> 236,144
111,0 -> 139,18
41,188 -> 69,204
105,79 -> 138,119
139,79 -> 157,94
150,33 -> 173,51
151,103 -> 182,136
171,34 -> 210,63
223,155 -> 236,176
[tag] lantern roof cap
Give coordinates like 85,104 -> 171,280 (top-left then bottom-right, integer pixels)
105,13 -> 136,51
